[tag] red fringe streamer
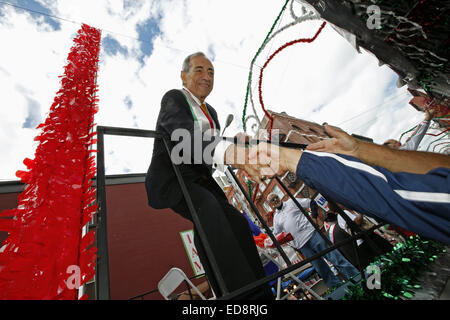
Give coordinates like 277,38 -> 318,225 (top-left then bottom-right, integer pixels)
426,127 -> 450,137
258,22 -> 327,140
0,24 -> 101,300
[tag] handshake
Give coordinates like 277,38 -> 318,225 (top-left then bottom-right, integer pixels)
223,132 -> 289,183
224,125 -> 357,182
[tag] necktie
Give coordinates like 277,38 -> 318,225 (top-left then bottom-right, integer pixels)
200,103 -> 214,129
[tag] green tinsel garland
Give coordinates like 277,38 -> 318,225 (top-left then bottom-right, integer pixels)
247,180 -> 253,199
343,236 -> 447,300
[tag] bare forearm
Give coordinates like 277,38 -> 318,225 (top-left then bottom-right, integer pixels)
280,147 -> 303,174
355,141 -> 450,174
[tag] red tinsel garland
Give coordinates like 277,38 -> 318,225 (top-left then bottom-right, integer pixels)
0,24 -> 101,300
258,21 -> 327,140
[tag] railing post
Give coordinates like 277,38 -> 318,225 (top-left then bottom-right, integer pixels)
95,126 -> 111,300
227,168 -> 292,267
161,135 -> 230,295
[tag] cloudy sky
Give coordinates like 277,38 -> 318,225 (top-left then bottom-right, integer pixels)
0,0 -> 439,181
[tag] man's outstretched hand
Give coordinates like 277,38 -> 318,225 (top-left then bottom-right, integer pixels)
307,125 -> 360,157
240,125 -> 361,182
308,124 -> 450,174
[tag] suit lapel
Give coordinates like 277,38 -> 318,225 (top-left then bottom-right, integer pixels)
206,103 -> 221,132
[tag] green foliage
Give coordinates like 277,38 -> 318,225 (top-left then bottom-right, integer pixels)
342,236 -> 446,300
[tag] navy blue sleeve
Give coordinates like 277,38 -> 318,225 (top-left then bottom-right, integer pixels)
296,150 -> 450,244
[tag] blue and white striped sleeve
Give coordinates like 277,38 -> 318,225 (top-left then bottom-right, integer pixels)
295,150 -> 450,244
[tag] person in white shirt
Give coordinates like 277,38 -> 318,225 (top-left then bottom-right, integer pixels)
268,194 -> 359,289
383,108 -> 435,150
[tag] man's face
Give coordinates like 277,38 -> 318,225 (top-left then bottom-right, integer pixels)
268,194 -> 281,209
383,139 -> 401,149
181,55 -> 214,102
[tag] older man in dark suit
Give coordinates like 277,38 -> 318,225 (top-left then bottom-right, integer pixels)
145,52 -> 272,299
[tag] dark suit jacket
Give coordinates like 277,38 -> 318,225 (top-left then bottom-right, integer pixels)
145,89 -> 222,209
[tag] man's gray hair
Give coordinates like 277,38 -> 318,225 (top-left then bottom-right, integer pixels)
182,52 -> 207,73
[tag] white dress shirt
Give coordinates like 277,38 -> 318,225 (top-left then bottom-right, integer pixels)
272,198 -> 315,249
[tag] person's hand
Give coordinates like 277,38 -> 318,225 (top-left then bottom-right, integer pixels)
247,142 -> 302,180
224,142 -> 281,182
227,141 -> 303,182
425,107 -> 436,121
248,142 -> 285,181
354,213 -> 364,225
225,144 -> 266,183
306,125 -> 360,157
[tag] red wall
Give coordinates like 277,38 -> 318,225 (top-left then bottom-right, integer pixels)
105,182 -> 196,300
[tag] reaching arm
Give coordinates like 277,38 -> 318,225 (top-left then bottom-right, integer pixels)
246,140 -> 450,244
306,125 -> 450,174
223,133 -> 266,179
400,108 -> 435,151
